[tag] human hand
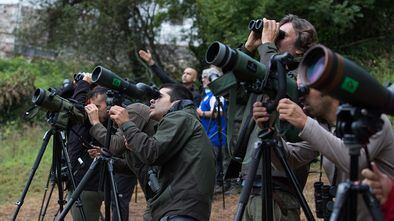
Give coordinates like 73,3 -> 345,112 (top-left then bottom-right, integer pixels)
109,105 -> 130,127
196,108 -> 203,117
138,49 -> 155,66
362,163 -> 393,205
277,98 -> 307,129
87,146 -> 102,158
245,31 -> 262,52
85,104 -> 100,125
253,102 -> 270,128
82,72 -> 92,84
261,18 -> 280,44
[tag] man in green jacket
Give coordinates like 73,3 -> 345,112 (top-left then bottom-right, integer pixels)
109,83 -> 216,221
236,14 -> 318,221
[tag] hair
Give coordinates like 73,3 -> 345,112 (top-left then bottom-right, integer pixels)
279,14 -> 318,53
202,67 -> 221,78
160,83 -> 193,102
87,86 -> 107,100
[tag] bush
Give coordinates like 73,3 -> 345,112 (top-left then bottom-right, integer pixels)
0,57 -> 91,123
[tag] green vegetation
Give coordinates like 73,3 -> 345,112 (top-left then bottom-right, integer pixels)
0,0 -> 393,210
0,124 -> 51,203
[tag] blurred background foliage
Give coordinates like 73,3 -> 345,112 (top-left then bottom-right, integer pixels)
0,0 -> 393,203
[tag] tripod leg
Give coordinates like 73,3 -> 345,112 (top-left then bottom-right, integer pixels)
107,159 -> 122,221
58,131 -> 87,221
11,129 -> 53,221
55,157 -> 102,221
329,182 -> 351,221
361,186 -> 384,221
233,142 -> 263,221
38,170 -> 55,221
262,140 -> 273,221
53,133 -> 66,214
274,140 -> 315,221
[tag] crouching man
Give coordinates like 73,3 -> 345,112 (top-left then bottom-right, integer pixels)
109,83 -> 216,221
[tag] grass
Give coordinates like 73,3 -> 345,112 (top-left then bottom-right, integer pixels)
0,124 -> 53,203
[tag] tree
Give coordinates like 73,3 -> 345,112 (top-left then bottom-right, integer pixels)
19,0 -> 197,83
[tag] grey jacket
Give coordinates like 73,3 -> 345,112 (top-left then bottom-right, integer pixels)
280,115 -> 394,220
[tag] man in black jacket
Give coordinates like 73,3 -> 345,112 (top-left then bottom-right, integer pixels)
67,75 -> 107,221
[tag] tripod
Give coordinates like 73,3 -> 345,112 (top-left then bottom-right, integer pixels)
56,91 -> 123,221
233,127 -> 315,221
329,104 -> 384,221
233,52 -> 315,221
11,123 -> 86,221
207,95 -> 227,208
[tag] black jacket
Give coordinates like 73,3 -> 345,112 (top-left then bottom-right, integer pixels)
67,80 -> 101,191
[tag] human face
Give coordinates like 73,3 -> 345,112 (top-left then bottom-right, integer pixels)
201,74 -> 210,88
182,68 -> 197,85
300,88 -> 334,119
276,22 -> 299,56
149,88 -> 173,121
90,94 -> 107,122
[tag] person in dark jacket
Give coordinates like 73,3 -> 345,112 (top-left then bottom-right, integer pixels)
67,74 -> 106,221
138,49 -> 202,107
86,102 -> 158,221
109,83 -> 215,221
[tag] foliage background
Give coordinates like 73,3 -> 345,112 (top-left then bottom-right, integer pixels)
0,0 -> 393,213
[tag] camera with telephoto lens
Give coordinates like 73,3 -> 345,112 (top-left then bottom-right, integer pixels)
32,88 -> 86,128
314,181 -> 336,219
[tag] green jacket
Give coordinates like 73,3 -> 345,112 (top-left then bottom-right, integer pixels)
237,43 -> 310,189
121,105 -> 215,221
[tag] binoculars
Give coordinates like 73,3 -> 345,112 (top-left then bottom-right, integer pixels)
248,19 -> 285,40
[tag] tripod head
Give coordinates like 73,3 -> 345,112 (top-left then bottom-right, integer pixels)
336,104 -> 384,146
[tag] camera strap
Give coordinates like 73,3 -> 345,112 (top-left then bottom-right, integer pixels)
319,155 -> 323,182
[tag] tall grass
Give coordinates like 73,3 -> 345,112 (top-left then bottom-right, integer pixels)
0,123 -> 52,203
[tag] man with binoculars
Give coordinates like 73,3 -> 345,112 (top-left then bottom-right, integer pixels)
234,14 -> 318,221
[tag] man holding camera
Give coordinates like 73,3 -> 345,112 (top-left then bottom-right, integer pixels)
138,49 -> 202,107
108,83 -> 215,221
235,14 -> 318,221
252,84 -> 394,220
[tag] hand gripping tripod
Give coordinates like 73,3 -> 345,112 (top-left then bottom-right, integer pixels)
329,104 -> 384,221
11,113 -> 87,221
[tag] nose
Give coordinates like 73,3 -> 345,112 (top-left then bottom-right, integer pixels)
150,99 -> 155,105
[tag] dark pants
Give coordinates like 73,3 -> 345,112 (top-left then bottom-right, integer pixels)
111,173 -> 137,221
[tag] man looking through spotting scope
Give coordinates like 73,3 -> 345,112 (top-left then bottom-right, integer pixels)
233,14 -> 318,221
86,102 -> 158,221
252,81 -> 394,220
108,83 -> 215,221
138,49 -> 202,107
67,74 -> 106,221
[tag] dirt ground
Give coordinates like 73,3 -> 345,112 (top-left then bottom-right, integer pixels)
0,172 -> 325,221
